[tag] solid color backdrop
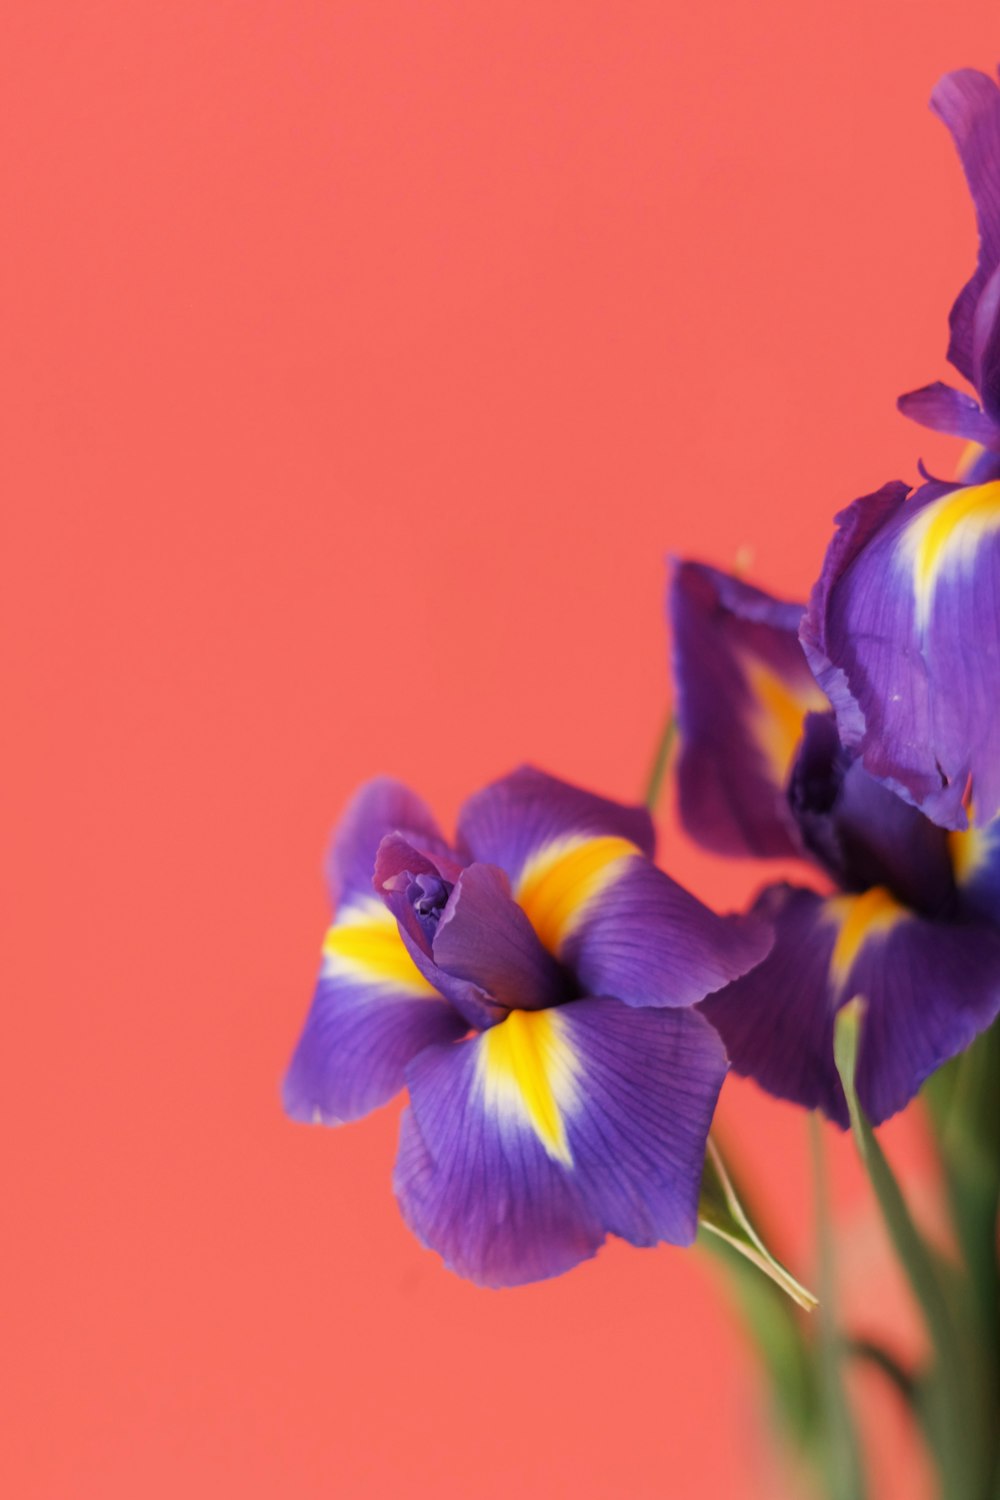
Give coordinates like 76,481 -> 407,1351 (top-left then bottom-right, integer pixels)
4,3 -> 991,1496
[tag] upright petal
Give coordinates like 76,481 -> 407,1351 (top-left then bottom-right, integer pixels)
374,834 -> 504,1031
394,999 -> 726,1286
703,883 -> 1000,1126
324,777 -> 453,909
456,766 -> 655,885
283,898 -> 466,1124
669,561 -> 827,858
431,863 -> 572,1011
929,68 -> 1000,391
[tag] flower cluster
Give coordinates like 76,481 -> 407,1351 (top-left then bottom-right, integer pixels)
283,66 -> 1000,1288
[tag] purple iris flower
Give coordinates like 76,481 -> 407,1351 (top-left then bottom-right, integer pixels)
670,560 -> 1000,1128
283,767 -> 770,1287
897,68 -> 1000,483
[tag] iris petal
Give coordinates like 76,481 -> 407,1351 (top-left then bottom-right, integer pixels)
431,863 -> 570,1011
283,902 -> 466,1124
565,856 -> 773,1008
456,766 -> 655,885
929,67 -> 1000,392
703,882 -> 1000,1126
394,998 -> 727,1287
803,478 -> 1000,829
324,777 -> 454,907
670,560 -> 827,859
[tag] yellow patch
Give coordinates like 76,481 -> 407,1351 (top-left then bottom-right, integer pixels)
949,803 -> 999,886
479,1008 -> 577,1164
825,886 -> 908,992
322,898 -> 436,994
742,655 -> 827,788
514,836 -> 638,956
956,441 -> 985,482
901,478 -> 1000,628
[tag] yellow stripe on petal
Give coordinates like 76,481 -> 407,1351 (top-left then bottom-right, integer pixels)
514,836 -> 638,956
322,898 -> 436,994
825,886 -> 909,993
479,1007 -> 578,1164
742,654 -> 827,789
899,478 -> 1000,629
949,804 -> 1000,886
956,441 -> 986,482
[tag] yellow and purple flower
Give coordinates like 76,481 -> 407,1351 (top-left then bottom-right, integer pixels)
670,560 -> 1000,1127
801,476 -> 1000,830
283,767 -> 769,1286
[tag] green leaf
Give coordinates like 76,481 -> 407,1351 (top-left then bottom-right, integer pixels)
834,999 -> 984,1499
810,1112 -> 868,1500
642,709 -> 677,812
699,1138 -> 817,1311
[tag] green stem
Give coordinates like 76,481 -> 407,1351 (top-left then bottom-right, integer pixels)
810,1113 -> 868,1500
834,1001 -> 979,1498
643,709 -> 676,812
927,1022 -> 1000,1497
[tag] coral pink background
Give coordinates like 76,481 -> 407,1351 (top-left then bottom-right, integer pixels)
5,4 -> 992,1496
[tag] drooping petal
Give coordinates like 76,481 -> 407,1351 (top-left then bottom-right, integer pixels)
850,908 -> 1000,1123
669,560 -> 827,858
456,766 -> 656,885
700,886 -> 850,1126
431,862 -> 572,1011
283,898 -> 466,1124
324,777 -> 455,909
703,882 -> 1000,1126
929,68 -> 1000,390
801,477 -> 1000,828
562,855 -> 773,1007
897,381 -> 1000,446
394,999 -> 726,1286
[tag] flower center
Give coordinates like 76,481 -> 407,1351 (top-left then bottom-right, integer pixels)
406,871 -> 453,937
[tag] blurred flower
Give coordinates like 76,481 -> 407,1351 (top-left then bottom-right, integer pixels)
670,560 -> 1000,1127
897,67 -> 1000,485
283,767 -> 768,1286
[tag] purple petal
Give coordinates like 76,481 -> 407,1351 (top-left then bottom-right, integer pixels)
789,712 -> 954,915
701,886 -> 851,1126
456,765 -> 655,884
395,1019 -> 604,1287
669,560 -> 827,859
851,910 -> 1000,1123
432,863 -> 571,1011
897,381 -> 1000,446
802,478 -> 1000,829
703,882 -> 1000,1126
375,834 -> 504,1031
564,855 -> 773,1008
283,911 -> 466,1124
394,999 -> 726,1286
324,777 -> 454,908
930,68 -> 1000,387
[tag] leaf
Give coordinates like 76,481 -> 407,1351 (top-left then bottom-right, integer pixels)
699,1137 -> 817,1311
